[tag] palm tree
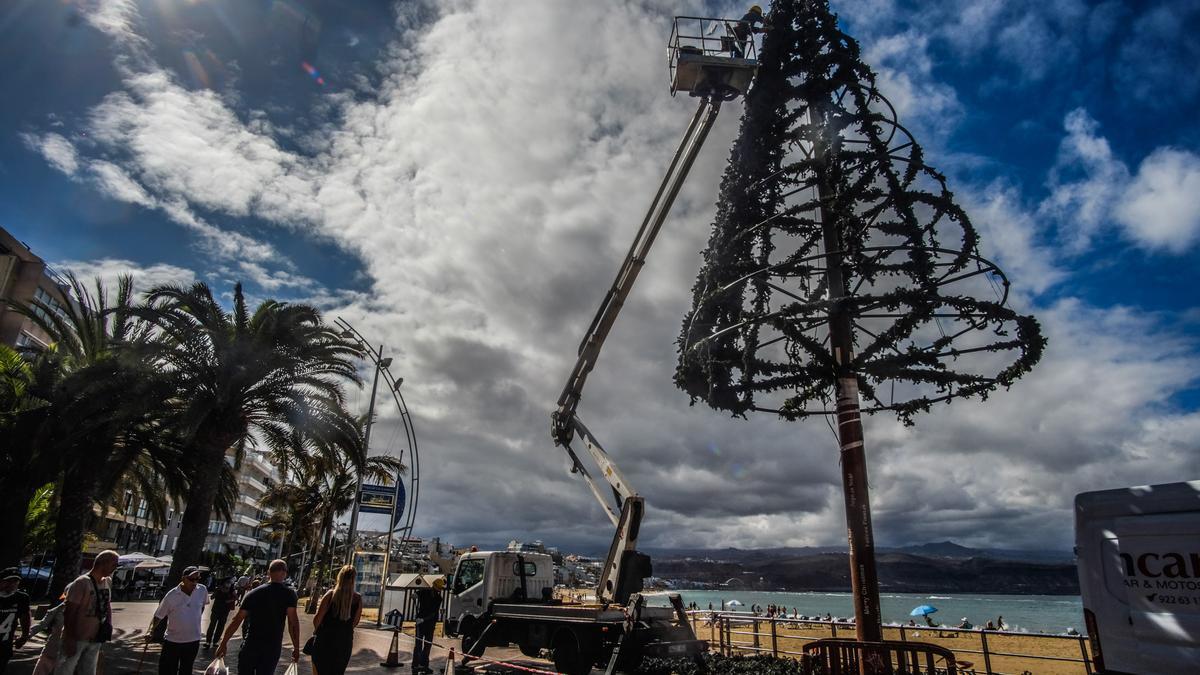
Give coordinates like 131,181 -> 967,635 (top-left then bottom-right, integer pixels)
265,450 -> 404,591
0,343 -> 60,566
15,273 -> 181,593
138,282 -> 362,587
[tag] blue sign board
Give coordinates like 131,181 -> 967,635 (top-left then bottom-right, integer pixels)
359,483 -> 396,514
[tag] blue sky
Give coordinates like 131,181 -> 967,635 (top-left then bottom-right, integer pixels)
2,0 -> 1198,552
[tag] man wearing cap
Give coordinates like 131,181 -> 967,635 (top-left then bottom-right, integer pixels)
57,550 -> 118,675
410,577 -> 443,675
151,567 -> 209,675
0,568 -> 31,675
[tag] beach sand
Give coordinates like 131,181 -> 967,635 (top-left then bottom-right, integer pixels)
696,616 -> 1095,674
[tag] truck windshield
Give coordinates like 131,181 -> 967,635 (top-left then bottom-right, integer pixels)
454,559 -> 485,594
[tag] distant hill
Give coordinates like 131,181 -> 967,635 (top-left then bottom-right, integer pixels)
633,541 -> 1078,595
638,540 -> 1073,565
652,551 -> 1079,595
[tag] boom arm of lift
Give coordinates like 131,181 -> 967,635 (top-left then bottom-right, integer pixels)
550,95 -> 724,606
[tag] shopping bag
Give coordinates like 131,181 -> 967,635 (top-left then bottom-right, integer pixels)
283,662 -> 299,675
203,658 -> 227,675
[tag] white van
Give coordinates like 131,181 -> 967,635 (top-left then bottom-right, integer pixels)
1075,481 -> 1200,673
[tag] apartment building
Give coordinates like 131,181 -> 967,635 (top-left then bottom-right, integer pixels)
0,226 -> 68,349
202,450 -> 281,565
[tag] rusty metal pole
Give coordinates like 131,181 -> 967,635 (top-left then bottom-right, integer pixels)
818,169 -> 883,645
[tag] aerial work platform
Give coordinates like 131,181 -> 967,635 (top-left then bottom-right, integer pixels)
669,15 -> 760,99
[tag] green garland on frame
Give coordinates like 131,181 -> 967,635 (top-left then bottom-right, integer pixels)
676,0 -> 1045,424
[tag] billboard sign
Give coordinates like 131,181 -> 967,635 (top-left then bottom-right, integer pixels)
359,484 -> 396,514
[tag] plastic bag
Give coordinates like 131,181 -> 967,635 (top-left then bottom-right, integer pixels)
283,662 -> 298,675
203,658 -> 227,675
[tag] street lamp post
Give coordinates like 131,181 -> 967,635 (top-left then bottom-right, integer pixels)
345,345 -> 390,566
333,317 -> 419,624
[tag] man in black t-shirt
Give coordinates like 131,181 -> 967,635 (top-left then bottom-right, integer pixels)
215,560 -> 299,675
0,568 -> 32,675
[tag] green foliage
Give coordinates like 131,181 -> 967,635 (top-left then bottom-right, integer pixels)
676,0 -> 1044,424
23,484 -> 57,556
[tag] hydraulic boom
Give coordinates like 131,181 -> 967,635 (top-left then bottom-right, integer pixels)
551,94 -> 724,605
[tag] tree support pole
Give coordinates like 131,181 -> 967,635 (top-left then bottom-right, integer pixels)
819,175 -> 883,645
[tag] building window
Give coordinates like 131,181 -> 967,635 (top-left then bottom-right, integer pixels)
136,498 -> 148,520
123,491 -> 134,515
32,286 -> 69,325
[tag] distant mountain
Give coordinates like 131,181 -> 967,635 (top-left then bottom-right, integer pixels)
652,551 -> 1080,595
638,541 -> 1073,565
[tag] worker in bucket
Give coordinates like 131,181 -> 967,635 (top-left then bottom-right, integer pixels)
731,5 -> 767,58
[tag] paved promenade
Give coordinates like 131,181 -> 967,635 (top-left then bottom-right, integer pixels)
6,600 -> 564,675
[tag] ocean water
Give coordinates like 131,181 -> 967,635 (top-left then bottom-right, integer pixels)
644,590 -> 1084,635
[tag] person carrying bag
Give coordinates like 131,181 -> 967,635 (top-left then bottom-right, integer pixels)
308,566 -> 361,675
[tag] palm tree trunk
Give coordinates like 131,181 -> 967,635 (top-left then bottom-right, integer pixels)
0,481 -> 36,567
49,464 -> 101,597
166,436 -> 232,588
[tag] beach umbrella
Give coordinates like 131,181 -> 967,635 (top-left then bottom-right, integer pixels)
910,604 -> 938,617
135,560 -> 169,570
725,600 -> 743,607
118,552 -> 155,566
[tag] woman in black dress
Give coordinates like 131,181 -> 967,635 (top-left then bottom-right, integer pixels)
311,565 -> 362,675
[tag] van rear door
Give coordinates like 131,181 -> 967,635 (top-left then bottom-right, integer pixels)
1112,513 -> 1200,672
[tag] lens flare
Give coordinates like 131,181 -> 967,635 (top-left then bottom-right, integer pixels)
300,61 -> 325,86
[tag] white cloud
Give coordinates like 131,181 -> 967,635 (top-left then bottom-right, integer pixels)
89,160 -> 155,206
1116,148 -> 1200,254
1039,108 -> 1130,253
1041,108 -> 1200,255
22,132 -> 79,175
55,258 -> 197,293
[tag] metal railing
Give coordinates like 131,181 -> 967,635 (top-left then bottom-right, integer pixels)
689,611 -> 1095,675
668,16 -> 758,91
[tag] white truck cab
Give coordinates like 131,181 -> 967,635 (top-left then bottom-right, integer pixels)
1075,480 -> 1200,673
446,551 -> 554,630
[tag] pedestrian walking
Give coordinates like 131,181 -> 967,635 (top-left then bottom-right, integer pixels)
57,550 -> 118,675
309,566 -> 361,675
204,581 -> 235,649
215,560 -> 300,675
28,589 -> 69,675
151,566 -> 209,675
0,568 -> 32,675
411,577 -> 443,675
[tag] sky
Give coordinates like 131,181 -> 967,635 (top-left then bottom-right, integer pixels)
2,0 -> 1199,555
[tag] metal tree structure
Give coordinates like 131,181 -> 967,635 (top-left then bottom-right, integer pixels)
676,0 -> 1045,642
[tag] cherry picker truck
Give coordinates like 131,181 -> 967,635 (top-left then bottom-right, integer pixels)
442,17 -> 758,675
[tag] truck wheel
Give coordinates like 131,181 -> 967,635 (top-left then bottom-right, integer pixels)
518,641 -> 542,658
552,629 -> 593,675
460,619 -> 486,658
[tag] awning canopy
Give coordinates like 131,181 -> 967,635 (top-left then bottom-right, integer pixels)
385,573 -> 444,590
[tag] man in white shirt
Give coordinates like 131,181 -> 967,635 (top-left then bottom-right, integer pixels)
150,567 -> 208,675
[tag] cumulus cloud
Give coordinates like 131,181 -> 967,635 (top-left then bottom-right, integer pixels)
1041,108 -> 1200,255
1115,149 -> 1200,253
55,258 -> 197,293
22,0 -> 1200,553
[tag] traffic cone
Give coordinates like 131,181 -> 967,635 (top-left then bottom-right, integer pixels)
380,627 -> 404,668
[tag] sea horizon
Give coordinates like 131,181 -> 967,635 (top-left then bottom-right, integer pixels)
644,589 -> 1085,635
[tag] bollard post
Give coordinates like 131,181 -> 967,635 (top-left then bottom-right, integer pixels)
899,625 -> 906,643
980,630 -> 993,675
753,619 -> 760,651
1078,634 -> 1093,675
770,617 -> 778,657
